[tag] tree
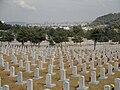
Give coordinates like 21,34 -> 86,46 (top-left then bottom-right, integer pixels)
0,21 -> 13,45
72,25 -> 84,37
71,25 -> 84,46
53,28 -> 68,48
89,28 -> 103,50
47,27 -> 69,48
16,26 -> 29,46
30,29 -> 46,46
11,25 -> 21,38
9,25 -> 47,46
0,31 -> 14,44
72,36 -> 83,46
118,28 -> 120,44
104,26 -> 120,43
98,36 -> 109,43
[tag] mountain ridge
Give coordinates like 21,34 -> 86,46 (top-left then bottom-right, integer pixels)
91,12 -> 120,28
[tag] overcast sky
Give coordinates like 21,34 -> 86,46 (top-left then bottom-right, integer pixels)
0,0 -> 120,23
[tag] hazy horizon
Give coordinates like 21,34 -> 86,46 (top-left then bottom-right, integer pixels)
0,0 -> 120,23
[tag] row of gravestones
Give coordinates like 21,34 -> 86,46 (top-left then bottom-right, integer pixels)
1,46 -> 120,68
0,58 -> 120,89
0,45 -> 120,90
2,45 -> 120,59
0,46 -> 116,66
1,73 -> 120,90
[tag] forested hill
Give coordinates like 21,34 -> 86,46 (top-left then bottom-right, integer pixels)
91,13 -> 120,28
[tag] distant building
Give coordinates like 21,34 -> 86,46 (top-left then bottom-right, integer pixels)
51,25 -> 70,30
62,26 -> 70,30
0,30 -> 8,32
82,26 -> 92,31
1,21 -> 5,24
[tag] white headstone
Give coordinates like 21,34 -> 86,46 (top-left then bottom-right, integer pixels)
109,55 -> 114,62
78,58 -> 82,66
75,55 -> 79,61
19,60 -> 24,68
0,58 -> 4,67
59,55 -> 63,64
45,73 -> 56,88
48,64 -> 56,75
104,56 -> 109,64
3,62 -> 10,72
89,71 -> 99,84
0,77 -> 1,87
35,53 -> 39,61
25,55 -> 30,62
71,66 -> 79,77
13,56 -> 18,65
69,60 -> 73,68
15,49 -> 19,56
59,69 -> 69,81
31,58 -> 37,66
114,55 -> 118,61
42,56 -> 47,63
81,63 -> 89,73
2,85 -> 9,90
9,66 -> 17,77
114,78 -> 120,90
33,68 -> 43,80
39,61 -> 45,70
92,53 -> 95,61
77,76 -> 89,90
25,62 -> 33,73
99,68 -> 108,79
97,58 -> 103,67
16,71 -> 26,85
104,85 -> 111,90
27,79 -> 33,90
89,61 -> 96,70
60,62 -> 64,70
50,58 -> 55,67
63,81 -> 70,90
86,56 -> 90,63
107,64 -> 114,75
114,62 -> 120,72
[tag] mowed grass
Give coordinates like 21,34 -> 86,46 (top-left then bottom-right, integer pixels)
0,49 -> 120,90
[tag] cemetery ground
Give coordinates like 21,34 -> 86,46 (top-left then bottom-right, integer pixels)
0,44 -> 120,90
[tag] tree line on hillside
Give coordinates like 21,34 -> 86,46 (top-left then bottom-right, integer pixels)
0,21 -> 120,50
91,13 -> 120,28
